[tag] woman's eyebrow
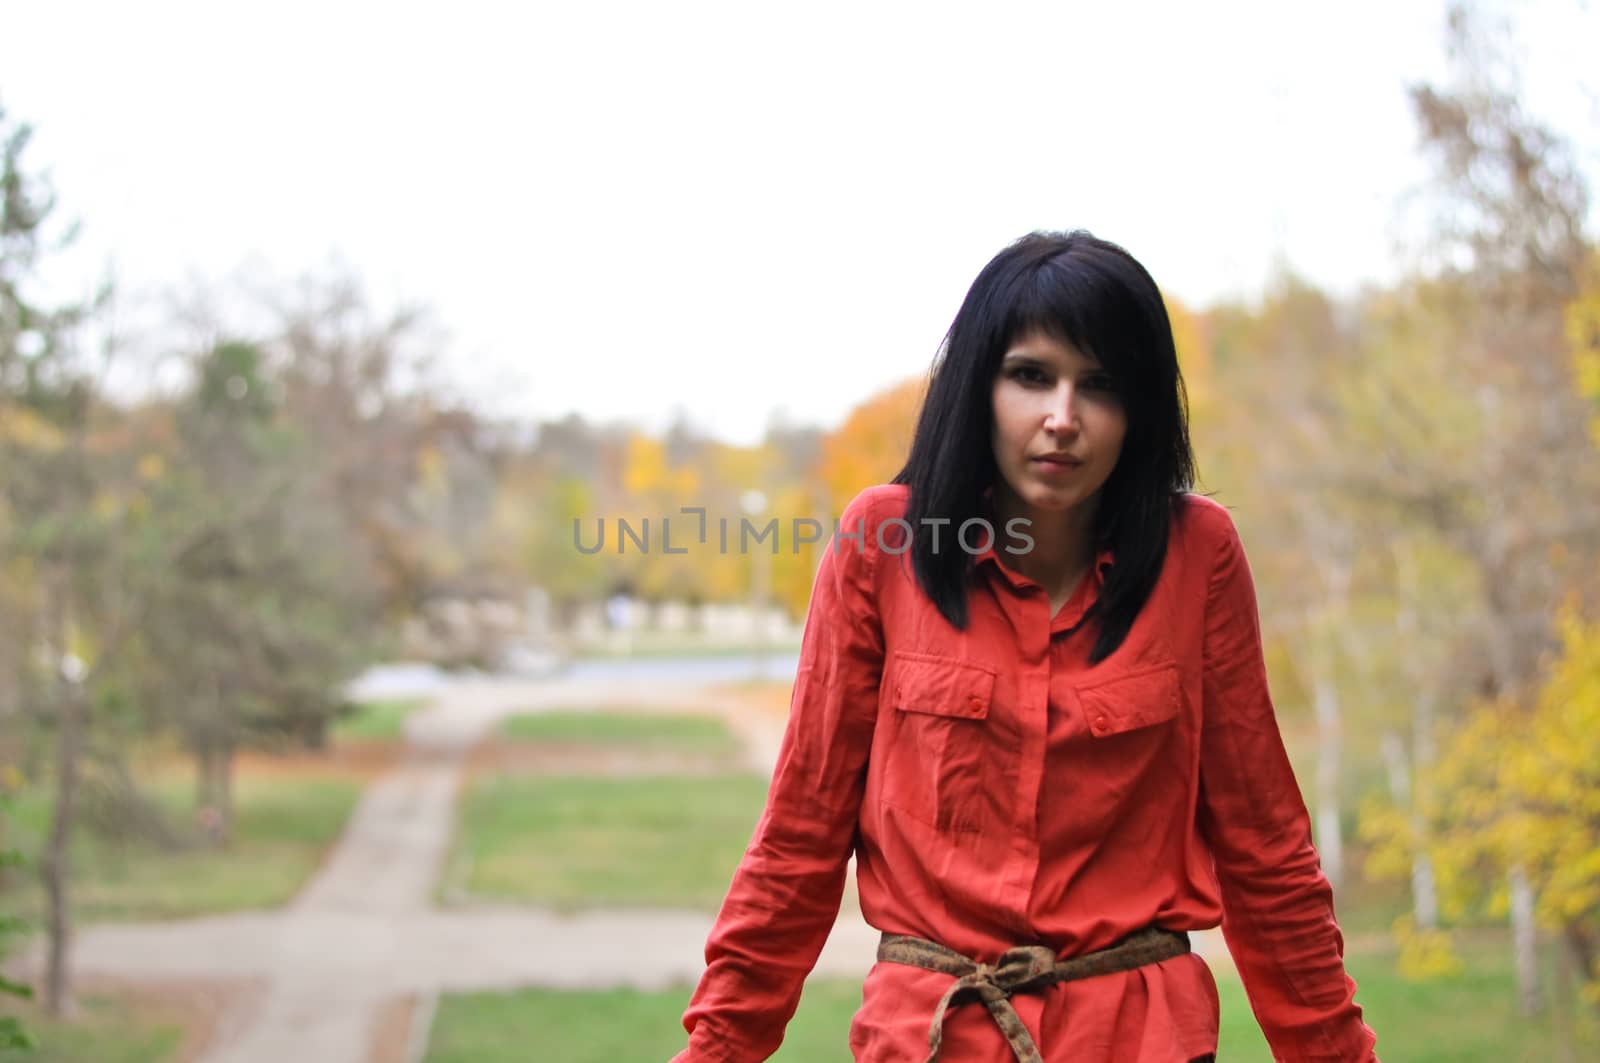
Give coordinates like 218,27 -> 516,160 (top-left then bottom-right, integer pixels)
1001,351 -> 1106,372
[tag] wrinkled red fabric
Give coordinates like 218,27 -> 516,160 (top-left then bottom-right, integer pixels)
674,485 -> 1379,1063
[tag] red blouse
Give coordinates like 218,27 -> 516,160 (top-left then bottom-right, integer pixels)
673,485 -> 1379,1062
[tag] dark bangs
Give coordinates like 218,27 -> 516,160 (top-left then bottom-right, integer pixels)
989,243 -> 1170,405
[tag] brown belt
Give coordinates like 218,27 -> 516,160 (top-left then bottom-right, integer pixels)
876,925 -> 1191,1063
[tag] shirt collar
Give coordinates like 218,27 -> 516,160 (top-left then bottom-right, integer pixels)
971,485 -> 1116,590
973,539 -> 1116,591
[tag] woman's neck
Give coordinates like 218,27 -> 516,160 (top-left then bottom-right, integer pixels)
990,486 -> 1100,597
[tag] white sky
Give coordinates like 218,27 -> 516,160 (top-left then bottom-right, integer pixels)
4,0 -> 1597,444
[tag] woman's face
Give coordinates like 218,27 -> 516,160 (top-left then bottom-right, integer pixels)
989,329 -> 1127,520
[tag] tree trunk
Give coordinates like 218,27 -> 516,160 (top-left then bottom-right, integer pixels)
1509,863 -> 1543,1016
213,680 -> 236,845
41,671 -> 82,1017
1563,924 -> 1600,1019
1410,698 -> 1439,930
1393,542 -> 1440,929
1411,852 -> 1439,931
195,738 -> 224,846
1311,671 -> 1343,889
214,738 -> 235,845
301,709 -> 329,752
18,670 -> 46,786
192,688 -> 237,848
1481,584 -> 1545,1014
1286,495 -> 1356,896
1299,542 -> 1349,894
1552,921 -> 1576,1063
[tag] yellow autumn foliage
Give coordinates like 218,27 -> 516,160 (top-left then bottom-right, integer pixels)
0,404 -> 65,452
1362,596 -> 1600,994
1567,254 -> 1600,448
817,376 -> 925,512
1164,291 -> 1213,416
622,434 -> 702,499
1391,913 -> 1464,980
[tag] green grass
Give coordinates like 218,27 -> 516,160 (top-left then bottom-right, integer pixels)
2,771 -> 364,923
331,698 -> 425,741
499,711 -> 739,755
423,978 -> 859,1063
443,773 -> 768,909
0,992 -> 181,1063
1215,932 -> 1598,1061
423,935 -> 1598,1062
1324,856 -> 1414,938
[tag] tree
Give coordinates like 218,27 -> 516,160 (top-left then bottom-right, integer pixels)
1364,596 -> 1600,1012
266,269 -> 443,619
817,376 -> 924,513
117,338 -> 379,841
0,97 -> 111,1017
0,781 -> 33,1049
1570,254 -> 1600,445
1199,271 -> 1385,893
1350,0 -> 1599,1014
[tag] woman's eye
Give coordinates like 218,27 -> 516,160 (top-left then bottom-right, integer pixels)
1010,366 -> 1049,386
1082,375 -> 1117,392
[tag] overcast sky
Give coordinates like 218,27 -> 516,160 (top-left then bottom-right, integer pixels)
4,0 -> 1597,444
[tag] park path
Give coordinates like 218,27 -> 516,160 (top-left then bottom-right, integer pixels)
14,675 -> 882,1062
19,672 -> 1229,1062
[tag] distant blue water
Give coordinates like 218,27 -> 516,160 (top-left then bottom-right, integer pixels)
346,652 -> 800,701
562,653 -> 800,684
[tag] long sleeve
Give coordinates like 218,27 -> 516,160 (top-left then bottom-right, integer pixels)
672,494 -> 885,1063
1194,512 -> 1379,1062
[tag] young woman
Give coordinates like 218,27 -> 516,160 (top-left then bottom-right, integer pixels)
672,231 -> 1379,1062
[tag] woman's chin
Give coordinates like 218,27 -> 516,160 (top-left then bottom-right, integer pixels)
995,475 -> 1102,517
1018,483 -> 1099,515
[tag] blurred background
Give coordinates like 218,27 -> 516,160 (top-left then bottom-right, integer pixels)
2,0 -> 1599,1060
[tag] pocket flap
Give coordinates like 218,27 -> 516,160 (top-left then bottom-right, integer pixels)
889,651 -> 995,720
1075,661 -> 1181,737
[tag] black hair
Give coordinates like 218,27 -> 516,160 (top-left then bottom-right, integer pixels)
890,229 -> 1199,665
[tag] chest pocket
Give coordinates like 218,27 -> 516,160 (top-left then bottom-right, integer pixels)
877,651 -> 996,834
1074,660 -> 1183,738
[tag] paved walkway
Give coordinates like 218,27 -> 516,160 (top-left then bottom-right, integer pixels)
14,674 -> 1229,1062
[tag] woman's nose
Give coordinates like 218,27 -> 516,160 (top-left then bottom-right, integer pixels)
1043,385 -> 1078,434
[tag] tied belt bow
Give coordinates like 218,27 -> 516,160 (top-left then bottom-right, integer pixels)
876,925 -> 1191,1063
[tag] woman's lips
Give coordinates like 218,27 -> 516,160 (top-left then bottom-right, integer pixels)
1030,456 -> 1083,474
